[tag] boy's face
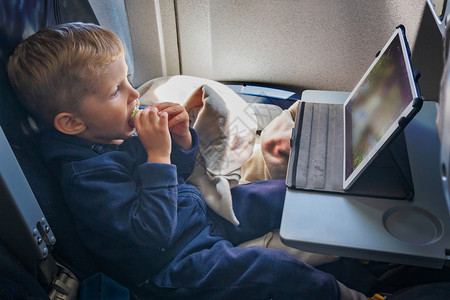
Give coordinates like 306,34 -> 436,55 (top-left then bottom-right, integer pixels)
75,54 -> 140,144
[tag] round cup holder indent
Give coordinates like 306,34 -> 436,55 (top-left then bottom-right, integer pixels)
383,206 -> 443,245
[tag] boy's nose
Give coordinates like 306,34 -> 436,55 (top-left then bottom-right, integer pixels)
129,87 -> 140,102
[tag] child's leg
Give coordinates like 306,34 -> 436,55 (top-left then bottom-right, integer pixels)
338,281 -> 369,300
208,179 -> 287,245
146,239 -> 344,299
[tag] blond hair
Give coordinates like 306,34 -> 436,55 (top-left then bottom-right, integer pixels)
7,22 -> 124,127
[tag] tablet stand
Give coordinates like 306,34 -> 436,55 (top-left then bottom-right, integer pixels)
286,98 -> 423,199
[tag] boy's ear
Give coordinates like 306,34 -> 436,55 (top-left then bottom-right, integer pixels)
54,112 -> 86,135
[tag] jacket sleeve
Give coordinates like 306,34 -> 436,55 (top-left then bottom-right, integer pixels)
64,154 -> 180,250
170,127 -> 199,180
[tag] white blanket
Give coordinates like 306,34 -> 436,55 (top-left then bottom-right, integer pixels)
138,75 -> 257,225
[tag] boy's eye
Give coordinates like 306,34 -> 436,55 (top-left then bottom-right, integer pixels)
110,74 -> 132,98
111,87 -> 120,97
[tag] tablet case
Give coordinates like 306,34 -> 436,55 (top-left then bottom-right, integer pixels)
286,100 -> 422,199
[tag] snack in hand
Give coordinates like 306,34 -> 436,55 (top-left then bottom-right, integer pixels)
131,99 -> 140,120
129,99 -> 140,128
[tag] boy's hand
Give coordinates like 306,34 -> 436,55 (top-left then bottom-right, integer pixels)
154,102 -> 192,151
134,107 -> 171,164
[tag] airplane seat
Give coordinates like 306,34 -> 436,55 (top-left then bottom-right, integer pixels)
375,6 -> 450,298
0,240 -> 50,298
0,0 -> 101,281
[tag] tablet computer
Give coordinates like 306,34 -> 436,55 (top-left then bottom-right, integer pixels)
343,27 -> 421,190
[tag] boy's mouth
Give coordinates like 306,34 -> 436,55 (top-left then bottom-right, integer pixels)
128,99 -> 140,128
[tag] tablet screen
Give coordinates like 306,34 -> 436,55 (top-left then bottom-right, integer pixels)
343,28 -> 419,190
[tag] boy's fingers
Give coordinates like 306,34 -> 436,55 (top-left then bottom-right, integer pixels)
143,106 -> 160,120
159,111 -> 168,123
154,102 -> 184,114
135,107 -> 167,129
167,113 -> 186,127
153,102 -> 176,110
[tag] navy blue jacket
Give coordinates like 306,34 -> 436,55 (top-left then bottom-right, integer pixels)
41,128 -> 208,285
41,129 -> 342,299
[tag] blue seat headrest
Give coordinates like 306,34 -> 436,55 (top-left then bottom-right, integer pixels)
0,0 -> 100,280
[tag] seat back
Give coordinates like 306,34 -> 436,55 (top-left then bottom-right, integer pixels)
0,0 -> 100,281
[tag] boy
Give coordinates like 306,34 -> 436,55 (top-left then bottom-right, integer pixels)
7,22 -> 369,299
